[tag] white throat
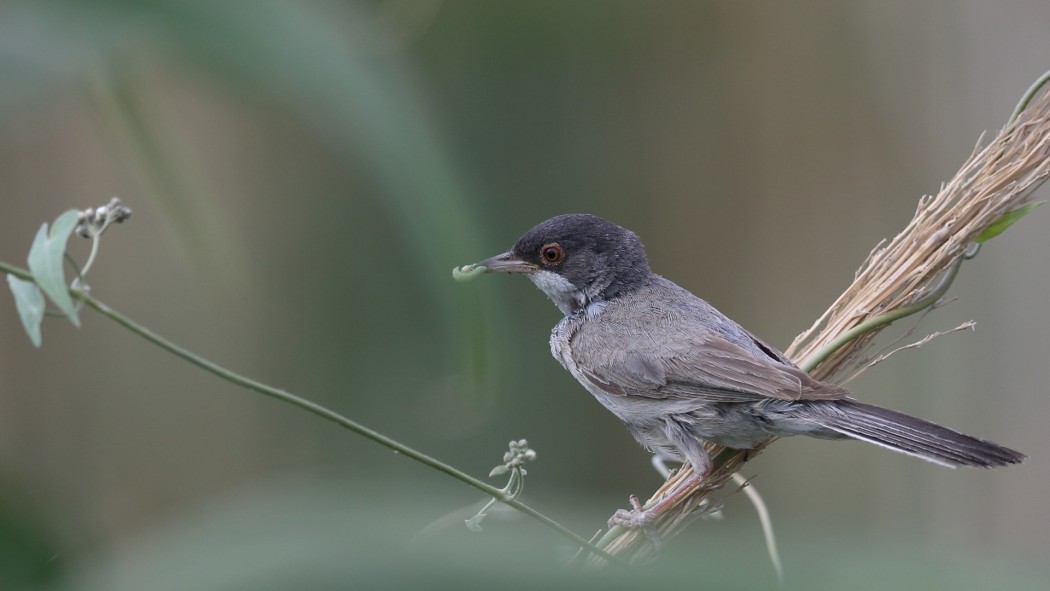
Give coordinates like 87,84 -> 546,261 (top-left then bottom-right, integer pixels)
527,269 -> 586,315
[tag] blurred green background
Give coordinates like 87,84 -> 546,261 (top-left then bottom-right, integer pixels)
1,1 -> 1048,589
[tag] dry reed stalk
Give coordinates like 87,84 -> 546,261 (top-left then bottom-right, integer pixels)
586,85 -> 1050,566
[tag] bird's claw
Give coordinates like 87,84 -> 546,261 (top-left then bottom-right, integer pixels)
607,494 -> 665,548
608,508 -> 653,528
608,494 -> 654,527
628,494 -> 644,511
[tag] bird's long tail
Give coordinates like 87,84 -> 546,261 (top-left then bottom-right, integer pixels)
803,399 -> 1025,468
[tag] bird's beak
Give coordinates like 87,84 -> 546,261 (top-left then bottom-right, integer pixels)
475,251 -> 536,274
452,251 -> 536,283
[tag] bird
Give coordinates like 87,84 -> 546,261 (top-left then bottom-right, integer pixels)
457,213 -> 1025,527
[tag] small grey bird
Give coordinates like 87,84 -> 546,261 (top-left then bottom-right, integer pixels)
461,213 -> 1024,525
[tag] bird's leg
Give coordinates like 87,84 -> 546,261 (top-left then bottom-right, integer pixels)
607,467 -> 707,530
609,433 -> 712,530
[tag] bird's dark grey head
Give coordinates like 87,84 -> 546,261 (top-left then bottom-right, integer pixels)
473,214 -> 652,314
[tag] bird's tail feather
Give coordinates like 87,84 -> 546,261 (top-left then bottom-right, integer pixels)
807,399 -> 1025,468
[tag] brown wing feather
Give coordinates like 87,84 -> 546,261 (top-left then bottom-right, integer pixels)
660,336 -> 845,402
570,297 -> 847,403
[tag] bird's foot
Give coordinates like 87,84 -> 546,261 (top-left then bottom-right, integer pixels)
608,495 -> 666,549
608,494 -> 656,529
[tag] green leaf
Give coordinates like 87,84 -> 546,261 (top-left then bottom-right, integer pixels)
974,201 -> 1044,243
7,275 -> 45,347
488,465 -> 508,477
26,209 -> 81,326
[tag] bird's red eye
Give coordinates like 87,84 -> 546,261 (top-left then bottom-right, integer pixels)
540,243 -> 565,264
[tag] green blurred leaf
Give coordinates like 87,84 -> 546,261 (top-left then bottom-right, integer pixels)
974,201 -> 1044,243
0,494 -> 65,590
26,209 -> 81,326
6,275 -> 45,347
488,465 -> 508,477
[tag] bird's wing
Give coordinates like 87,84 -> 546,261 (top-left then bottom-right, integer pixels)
660,334 -> 846,402
573,317 -> 846,404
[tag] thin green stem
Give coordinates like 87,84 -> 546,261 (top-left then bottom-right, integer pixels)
0,258 -> 617,564
799,255 -> 964,373
79,233 -> 102,278
3,260 -> 33,282
1009,69 -> 1050,125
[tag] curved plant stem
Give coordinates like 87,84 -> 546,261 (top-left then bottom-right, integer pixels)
79,232 -> 102,277
731,473 -> 783,584
1009,69 -> 1050,124
0,258 -> 617,564
799,254 -> 964,373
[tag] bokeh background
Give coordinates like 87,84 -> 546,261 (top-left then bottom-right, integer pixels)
1,1 -> 1048,589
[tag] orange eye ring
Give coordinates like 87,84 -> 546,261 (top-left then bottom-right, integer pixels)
540,243 -> 565,265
